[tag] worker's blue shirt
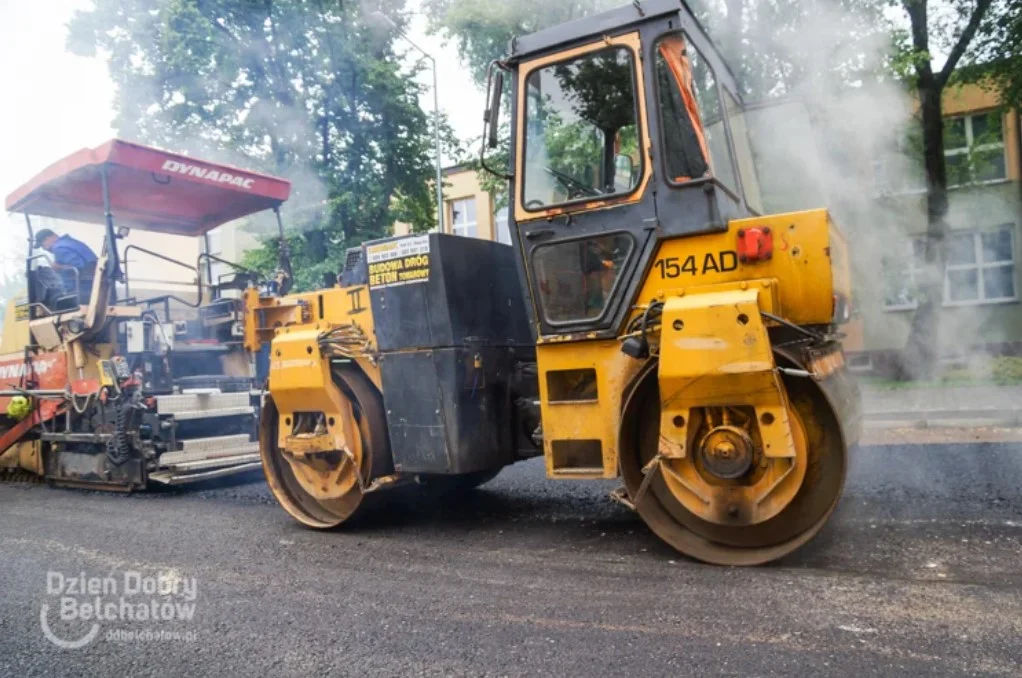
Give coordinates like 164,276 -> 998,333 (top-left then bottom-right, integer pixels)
51,235 -> 97,272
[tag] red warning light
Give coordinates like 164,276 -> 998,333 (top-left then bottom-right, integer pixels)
736,227 -> 773,263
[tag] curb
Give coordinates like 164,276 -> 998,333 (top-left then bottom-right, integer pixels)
864,412 -> 1022,429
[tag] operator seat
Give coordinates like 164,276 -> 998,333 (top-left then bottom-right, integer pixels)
30,266 -> 79,314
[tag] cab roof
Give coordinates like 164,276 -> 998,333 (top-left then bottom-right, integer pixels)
510,0 -> 681,60
4,139 -> 291,237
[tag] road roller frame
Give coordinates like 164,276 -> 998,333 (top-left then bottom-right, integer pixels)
247,0 -> 860,564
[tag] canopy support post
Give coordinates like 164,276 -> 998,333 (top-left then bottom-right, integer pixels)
274,205 -> 293,295
100,165 -> 122,298
24,214 -> 35,320
203,232 -> 214,294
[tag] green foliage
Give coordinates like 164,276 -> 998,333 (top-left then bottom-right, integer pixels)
954,0 -> 1022,109
992,356 -> 1022,384
239,231 -> 349,292
422,0 -> 621,86
68,0 -> 459,292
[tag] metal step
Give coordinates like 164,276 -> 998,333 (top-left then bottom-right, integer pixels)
160,452 -> 261,472
159,435 -> 259,466
156,392 -> 254,421
182,434 -> 251,453
148,461 -> 262,486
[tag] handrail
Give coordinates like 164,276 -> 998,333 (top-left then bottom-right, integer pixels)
197,252 -> 256,277
196,253 -> 258,298
122,244 -> 202,309
137,293 -> 202,312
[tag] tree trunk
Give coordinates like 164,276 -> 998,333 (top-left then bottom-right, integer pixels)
899,82 -> 948,381
898,0 -> 947,381
897,0 -> 993,380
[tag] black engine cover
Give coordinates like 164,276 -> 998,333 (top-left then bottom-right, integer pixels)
366,234 -> 535,474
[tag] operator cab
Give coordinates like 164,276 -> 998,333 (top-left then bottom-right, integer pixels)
483,0 -> 762,339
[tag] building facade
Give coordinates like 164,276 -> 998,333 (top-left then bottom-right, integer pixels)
855,87 -> 1021,372
393,164 -> 512,245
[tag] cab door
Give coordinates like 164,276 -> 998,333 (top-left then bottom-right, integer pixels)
510,32 -> 658,340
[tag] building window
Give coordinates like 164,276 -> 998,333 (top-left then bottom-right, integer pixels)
944,112 -> 1006,186
494,205 -> 511,245
449,198 -> 477,238
883,225 -> 1017,310
881,238 -> 925,310
944,226 -> 1016,305
872,137 -> 927,196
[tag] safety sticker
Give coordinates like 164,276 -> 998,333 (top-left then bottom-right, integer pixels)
366,235 -> 431,288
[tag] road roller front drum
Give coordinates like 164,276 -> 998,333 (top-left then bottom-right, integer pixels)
620,361 -> 849,566
260,367 -> 392,529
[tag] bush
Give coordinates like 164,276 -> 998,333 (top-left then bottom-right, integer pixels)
991,357 -> 1022,385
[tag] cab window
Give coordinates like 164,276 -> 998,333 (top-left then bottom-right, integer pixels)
723,90 -> 763,212
522,46 -> 641,210
533,233 -> 634,323
655,34 -> 737,192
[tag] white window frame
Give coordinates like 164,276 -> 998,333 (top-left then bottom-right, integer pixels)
449,198 -> 478,238
943,226 -> 1017,307
494,205 -> 511,245
872,138 -> 927,197
881,239 -> 924,311
945,112 -> 1007,188
883,225 -> 1018,311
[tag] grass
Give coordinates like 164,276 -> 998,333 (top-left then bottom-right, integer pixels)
858,357 -> 1022,390
858,375 -> 1022,391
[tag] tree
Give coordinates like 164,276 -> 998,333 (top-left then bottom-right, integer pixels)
701,0 -> 896,100
68,0 -> 457,291
422,0 -> 621,86
893,0 -> 1004,379
959,2 -> 1022,108
423,0 -> 624,206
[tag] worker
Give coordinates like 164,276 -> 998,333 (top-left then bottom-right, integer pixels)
34,228 -> 97,304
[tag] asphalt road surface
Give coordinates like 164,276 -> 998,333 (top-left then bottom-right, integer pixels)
2,443 -> 1021,677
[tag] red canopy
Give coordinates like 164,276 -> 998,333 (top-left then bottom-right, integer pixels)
5,139 -> 292,237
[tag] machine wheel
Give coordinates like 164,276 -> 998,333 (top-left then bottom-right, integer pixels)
620,361 -> 847,566
260,367 -> 391,529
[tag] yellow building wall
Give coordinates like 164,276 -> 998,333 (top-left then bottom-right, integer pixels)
443,168 -> 496,240
850,83 -> 1022,357
393,167 -> 497,240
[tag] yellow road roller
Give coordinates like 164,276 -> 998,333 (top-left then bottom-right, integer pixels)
244,0 -> 860,565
